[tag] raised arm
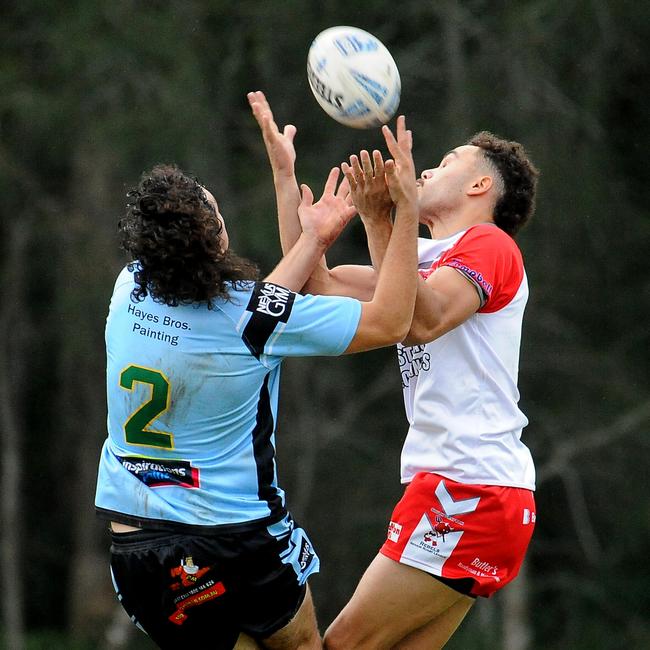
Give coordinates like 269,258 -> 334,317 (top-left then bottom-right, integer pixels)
343,117 -> 419,353
247,91 -> 302,255
248,90 -> 375,300
343,150 -> 480,347
264,168 -> 356,291
342,148 -> 394,271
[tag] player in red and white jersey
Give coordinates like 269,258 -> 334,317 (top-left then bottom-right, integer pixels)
400,224 -> 534,490
249,91 -> 539,649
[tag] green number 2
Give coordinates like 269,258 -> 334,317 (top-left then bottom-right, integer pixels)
119,365 -> 173,449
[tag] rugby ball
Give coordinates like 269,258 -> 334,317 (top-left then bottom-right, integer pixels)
307,26 -> 401,129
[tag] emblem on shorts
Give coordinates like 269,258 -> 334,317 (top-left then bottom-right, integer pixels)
168,557 -> 226,626
423,514 -> 454,545
387,521 -> 402,542
522,508 -> 536,524
299,539 -> 315,571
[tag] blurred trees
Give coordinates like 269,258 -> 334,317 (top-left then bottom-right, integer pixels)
0,1 -> 648,648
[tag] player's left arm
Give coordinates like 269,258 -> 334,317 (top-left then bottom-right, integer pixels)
404,228 -> 522,345
402,267 -> 481,346
248,91 -> 302,256
249,90 -> 376,301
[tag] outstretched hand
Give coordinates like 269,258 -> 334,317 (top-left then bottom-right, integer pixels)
247,90 -> 297,178
298,168 -> 357,249
381,115 -> 417,207
341,149 -> 393,224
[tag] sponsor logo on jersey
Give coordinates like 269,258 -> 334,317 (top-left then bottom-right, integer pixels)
242,282 -> 297,359
247,282 -> 295,321
446,258 -> 493,297
117,456 -> 200,489
398,344 -> 431,388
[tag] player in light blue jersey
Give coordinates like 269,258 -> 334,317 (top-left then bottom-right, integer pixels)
95,111 -> 418,650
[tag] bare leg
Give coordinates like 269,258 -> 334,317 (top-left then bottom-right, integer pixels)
392,597 -> 474,649
260,585 -> 322,650
324,554 -> 473,650
235,632 -> 263,649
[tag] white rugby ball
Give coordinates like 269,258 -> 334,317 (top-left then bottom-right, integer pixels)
307,26 -> 401,129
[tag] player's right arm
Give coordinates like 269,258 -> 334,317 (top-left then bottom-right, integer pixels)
342,117 -> 419,353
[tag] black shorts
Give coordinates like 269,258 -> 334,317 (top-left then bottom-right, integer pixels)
109,514 -> 319,650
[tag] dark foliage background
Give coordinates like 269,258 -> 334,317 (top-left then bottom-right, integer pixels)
1,1 -> 648,648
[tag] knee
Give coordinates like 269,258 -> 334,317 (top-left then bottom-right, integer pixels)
323,615 -> 359,650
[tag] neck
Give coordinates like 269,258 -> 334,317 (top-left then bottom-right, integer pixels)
422,207 -> 494,240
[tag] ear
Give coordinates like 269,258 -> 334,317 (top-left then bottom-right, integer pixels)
467,175 -> 493,196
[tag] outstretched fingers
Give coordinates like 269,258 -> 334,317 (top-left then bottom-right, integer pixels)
283,124 -> 297,143
372,149 -> 385,177
247,91 -> 270,125
336,175 -> 351,201
248,90 -> 291,142
382,115 -> 412,160
341,161 -> 357,191
300,183 -> 315,208
360,150 -> 374,178
322,167 -> 341,198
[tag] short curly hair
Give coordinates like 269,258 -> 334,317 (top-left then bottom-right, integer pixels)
119,164 -> 258,307
468,132 -> 539,237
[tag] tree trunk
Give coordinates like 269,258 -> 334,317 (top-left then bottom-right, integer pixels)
502,560 -> 532,650
62,138 -> 121,641
0,217 -> 31,650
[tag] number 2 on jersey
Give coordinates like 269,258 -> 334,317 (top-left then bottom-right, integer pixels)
119,365 -> 173,449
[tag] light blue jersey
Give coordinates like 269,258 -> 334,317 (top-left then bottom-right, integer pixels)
95,266 -> 362,532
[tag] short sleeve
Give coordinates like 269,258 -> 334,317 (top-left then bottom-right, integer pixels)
440,225 -> 524,313
238,281 -> 362,362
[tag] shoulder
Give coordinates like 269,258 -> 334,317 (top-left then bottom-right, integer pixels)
457,224 -> 520,251
441,225 -> 525,312
445,224 -> 523,270
115,264 -> 135,285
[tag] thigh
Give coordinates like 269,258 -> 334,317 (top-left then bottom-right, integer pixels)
391,597 -> 474,650
324,554 -> 473,650
259,586 -> 321,650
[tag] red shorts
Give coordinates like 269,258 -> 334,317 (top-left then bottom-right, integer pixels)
380,472 -> 535,597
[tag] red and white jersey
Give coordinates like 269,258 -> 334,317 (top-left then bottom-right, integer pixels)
398,224 -> 535,490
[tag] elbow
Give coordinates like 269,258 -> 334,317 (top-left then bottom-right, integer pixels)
393,321 -> 412,344
382,312 -> 413,345
402,320 -> 438,347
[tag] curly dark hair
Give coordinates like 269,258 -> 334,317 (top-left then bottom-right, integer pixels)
467,132 -> 539,237
119,164 -> 259,307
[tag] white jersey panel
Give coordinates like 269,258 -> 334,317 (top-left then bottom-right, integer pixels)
399,231 -> 535,490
